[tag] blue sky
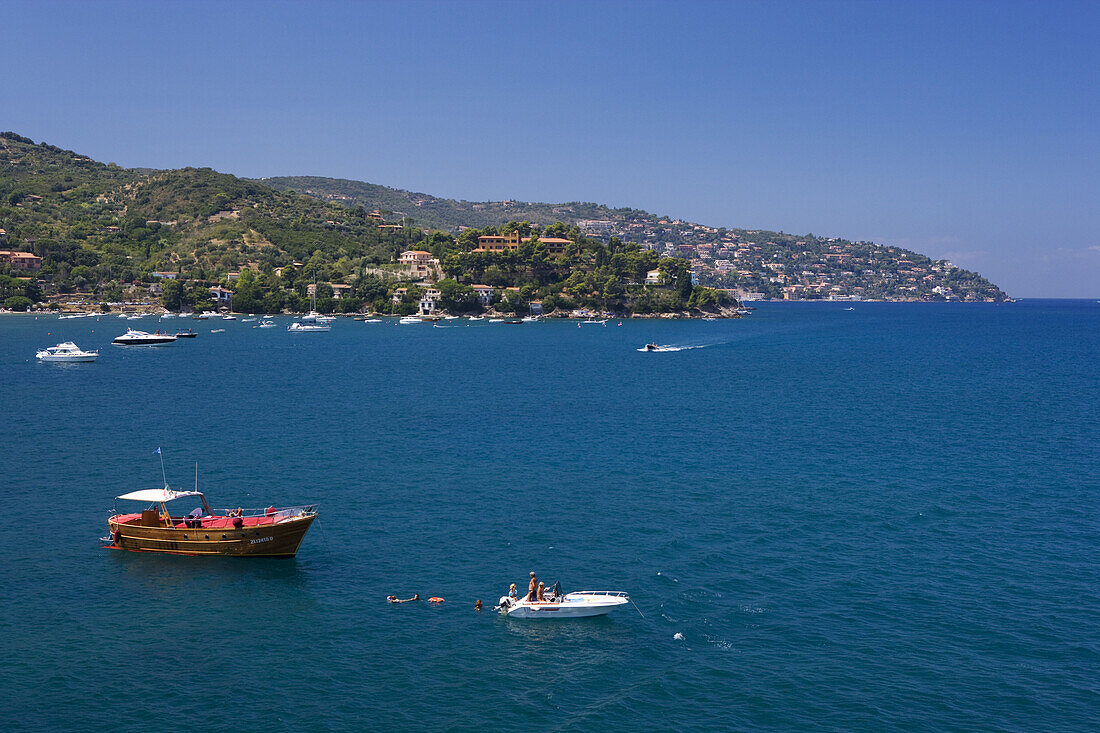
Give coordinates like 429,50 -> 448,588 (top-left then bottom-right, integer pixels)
4,0 -> 1098,297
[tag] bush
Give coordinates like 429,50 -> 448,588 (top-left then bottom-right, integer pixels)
4,296 -> 33,311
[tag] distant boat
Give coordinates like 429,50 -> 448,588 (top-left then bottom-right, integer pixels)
398,316 -> 422,325
288,322 -> 330,332
258,319 -> 276,328
241,317 -> 256,322
36,341 -> 99,362
644,343 -> 659,351
845,307 -> 855,311
364,318 -> 382,323
210,328 -> 225,333
580,318 -> 607,325
222,315 -> 236,321
468,316 -> 485,321
174,329 -> 197,338
521,315 -> 540,322
502,319 -> 523,325
113,329 -> 177,346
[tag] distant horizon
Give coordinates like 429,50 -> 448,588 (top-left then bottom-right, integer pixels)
5,0 -> 1098,298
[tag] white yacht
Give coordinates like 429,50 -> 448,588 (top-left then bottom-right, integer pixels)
288,321 -> 330,332
36,342 -> 99,362
398,316 -> 423,324
112,329 -> 178,346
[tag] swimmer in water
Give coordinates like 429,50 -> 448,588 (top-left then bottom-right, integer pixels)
388,594 -> 419,603
475,599 -> 483,611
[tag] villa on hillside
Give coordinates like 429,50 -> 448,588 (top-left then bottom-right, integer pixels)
476,233 -> 573,256
0,250 -> 42,272
398,250 -> 439,279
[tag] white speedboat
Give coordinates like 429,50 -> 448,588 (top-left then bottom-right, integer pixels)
36,341 -> 99,362
365,318 -> 382,323
258,319 -> 276,328
112,329 -> 178,346
497,589 -> 631,619
222,315 -> 237,321
580,318 -> 608,325
468,316 -> 485,321
398,316 -> 422,324
288,321 -> 330,332
522,315 -> 540,322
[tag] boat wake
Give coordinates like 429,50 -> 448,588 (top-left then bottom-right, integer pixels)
637,343 -> 713,353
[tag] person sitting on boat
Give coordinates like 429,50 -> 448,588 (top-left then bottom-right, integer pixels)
536,582 -> 546,602
508,583 -> 518,599
527,572 -> 538,602
185,507 -> 203,528
228,507 -> 243,517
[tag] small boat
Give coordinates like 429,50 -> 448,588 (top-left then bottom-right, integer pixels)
105,487 -> 317,557
210,328 -> 225,333
258,319 -> 276,328
497,588 -> 631,619
398,316 -> 422,325
580,318 -> 608,325
845,307 -> 855,311
113,329 -> 178,346
242,317 -> 256,322
160,312 -> 176,319
36,341 -> 99,362
644,342 -> 659,351
222,315 -> 236,321
521,315 -> 540,322
288,321 -> 331,332
468,316 -> 485,321
489,318 -> 503,323
364,318 -> 382,323
174,329 -> 197,338
444,315 -> 460,320
502,319 -> 523,325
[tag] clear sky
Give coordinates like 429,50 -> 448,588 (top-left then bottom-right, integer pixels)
5,0 -> 1098,297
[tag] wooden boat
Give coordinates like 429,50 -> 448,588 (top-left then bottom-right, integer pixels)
105,488 -> 317,557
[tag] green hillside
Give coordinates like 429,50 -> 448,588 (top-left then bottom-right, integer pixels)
0,133 -> 736,315
257,175 -> 1008,302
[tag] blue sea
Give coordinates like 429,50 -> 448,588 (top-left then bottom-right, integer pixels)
1,301 -> 1097,731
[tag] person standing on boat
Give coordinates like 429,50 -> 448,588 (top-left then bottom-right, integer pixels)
527,572 -> 538,602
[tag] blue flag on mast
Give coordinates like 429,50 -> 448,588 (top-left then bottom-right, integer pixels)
153,447 -> 161,454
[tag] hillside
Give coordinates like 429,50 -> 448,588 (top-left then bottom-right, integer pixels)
259,176 -> 1008,302
0,133 -> 736,315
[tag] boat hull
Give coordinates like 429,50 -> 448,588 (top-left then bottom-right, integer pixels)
107,514 -> 315,557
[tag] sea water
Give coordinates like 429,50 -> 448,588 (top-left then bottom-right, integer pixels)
0,301 -> 1097,731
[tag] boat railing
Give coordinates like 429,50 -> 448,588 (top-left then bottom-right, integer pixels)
212,505 -> 317,520
568,590 -> 630,598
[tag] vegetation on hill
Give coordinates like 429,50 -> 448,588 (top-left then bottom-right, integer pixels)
0,133 -> 732,315
259,175 -> 1008,302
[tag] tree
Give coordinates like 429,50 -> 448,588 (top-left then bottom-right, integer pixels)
4,296 -> 32,311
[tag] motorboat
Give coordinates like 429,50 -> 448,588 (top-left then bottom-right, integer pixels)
364,318 -> 382,323
105,487 -> 317,557
497,587 -> 631,619
468,316 -> 485,321
444,315 -> 460,320
580,318 -> 608,325
521,315 -> 540,322
222,315 -> 237,321
112,329 -> 178,346
644,342 -> 659,351
288,321 -> 331,332
502,319 -> 523,325
300,312 -> 335,325
210,328 -> 225,333
398,316 -> 422,324
258,319 -> 276,328
174,329 -> 197,338
36,341 -> 99,362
